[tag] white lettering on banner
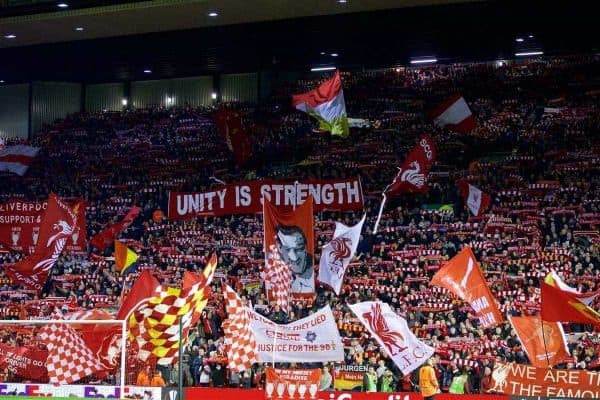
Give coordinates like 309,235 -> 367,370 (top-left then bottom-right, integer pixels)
420,138 -> 433,160
169,178 -> 364,219
471,296 -> 490,313
249,305 -> 344,363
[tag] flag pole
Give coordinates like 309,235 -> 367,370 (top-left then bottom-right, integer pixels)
177,317 -> 184,400
293,181 -> 299,211
373,193 -> 387,234
541,318 -> 550,367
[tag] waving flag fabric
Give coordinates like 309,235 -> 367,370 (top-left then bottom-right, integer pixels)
540,281 -> 600,327
544,271 -> 600,306
0,145 -> 39,176
128,254 -> 218,365
292,70 -> 349,138
508,315 -> 569,368
349,301 -> 433,375
431,246 -> 503,328
318,214 -> 365,295
222,285 -> 258,372
114,240 -> 138,275
40,311 -> 105,384
116,269 -> 161,320
214,109 -> 252,166
90,206 -> 141,251
431,95 -> 477,133
458,180 -> 492,216
5,193 -> 78,291
373,135 -> 436,232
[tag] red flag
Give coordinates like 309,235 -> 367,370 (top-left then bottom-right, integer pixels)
65,309 -> 121,371
214,109 -> 252,166
374,135 -> 436,232
0,342 -> 48,380
116,269 -> 161,320
540,282 -> 600,326
509,315 -> 569,368
431,247 -> 503,328
65,198 -> 87,253
90,206 -> 141,251
4,193 -> 78,290
458,180 -> 492,216
386,134 -> 436,197
431,95 -> 477,133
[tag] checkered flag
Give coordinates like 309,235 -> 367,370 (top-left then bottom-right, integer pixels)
222,285 -> 258,372
129,254 -> 218,365
40,311 -> 105,384
263,244 -> 292,312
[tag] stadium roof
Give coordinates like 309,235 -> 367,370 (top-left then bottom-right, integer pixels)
0,0 -> 596,83
1,0 -> 479,48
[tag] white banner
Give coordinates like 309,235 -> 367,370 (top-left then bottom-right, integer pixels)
0,383 -> 161,399
318,215 -> 365,295
249,305 -> 344,362
349,301 -> 433,375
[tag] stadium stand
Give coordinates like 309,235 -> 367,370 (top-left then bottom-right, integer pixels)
0,54 -> 599,394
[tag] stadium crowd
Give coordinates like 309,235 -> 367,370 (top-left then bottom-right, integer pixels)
0,54 -> 599,394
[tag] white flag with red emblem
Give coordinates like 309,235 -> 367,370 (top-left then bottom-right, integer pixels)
349,301 -> 433,375
458,180 -> 492,216
222,285 -> 258,372
431,95 -> 477,133
318,215 -> 365,295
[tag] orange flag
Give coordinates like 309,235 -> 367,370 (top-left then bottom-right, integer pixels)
431,246 -> 503,328
509,315 -> 569,368
540,282 -> 600,327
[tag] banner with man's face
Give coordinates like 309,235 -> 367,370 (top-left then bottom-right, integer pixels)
263,196 -> 314,309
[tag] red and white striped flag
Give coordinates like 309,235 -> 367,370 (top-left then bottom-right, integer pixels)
458,180 -> 492,216
40,312 -> 105,384
431,95 -> 477,133
222,285 -> 258,372
0,145 -> 39,176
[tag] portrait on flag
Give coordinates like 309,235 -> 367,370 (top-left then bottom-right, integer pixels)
263,196 -> 314,304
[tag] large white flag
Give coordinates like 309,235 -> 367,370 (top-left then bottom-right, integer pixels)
318,215 -> 365,295
349,301 -> 433,375
248,305 -> 344,363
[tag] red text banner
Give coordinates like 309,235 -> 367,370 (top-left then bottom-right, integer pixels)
168,178 -> 363,219
265,368 -> 321,400
0,342 -> 48,381
0,198 -> 86,254
491,361 -> 600,398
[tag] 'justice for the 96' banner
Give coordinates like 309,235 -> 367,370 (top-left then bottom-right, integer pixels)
168,178 -> 363,219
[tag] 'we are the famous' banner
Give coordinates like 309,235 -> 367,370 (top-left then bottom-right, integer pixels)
168,178 -> 363,219
491,361 -> 600,398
